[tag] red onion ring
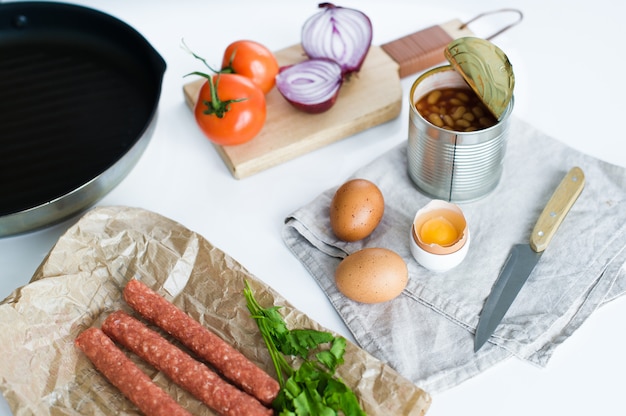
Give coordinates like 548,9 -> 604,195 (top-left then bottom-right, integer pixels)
301,3 -> 373,75
275,58 -> 343,113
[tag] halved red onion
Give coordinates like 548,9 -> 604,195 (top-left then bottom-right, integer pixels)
301,3 -> 373,75
275,58 -> 343,114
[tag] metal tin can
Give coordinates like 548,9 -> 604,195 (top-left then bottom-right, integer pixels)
407,65 -> 514,202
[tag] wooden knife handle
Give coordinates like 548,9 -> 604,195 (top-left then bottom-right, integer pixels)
380,19 -> 474,78
530,167 -> 585,252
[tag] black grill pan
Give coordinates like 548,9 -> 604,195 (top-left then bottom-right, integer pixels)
0,2 -> 166,236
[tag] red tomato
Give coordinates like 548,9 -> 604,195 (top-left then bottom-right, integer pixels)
221,40 -> 279,94
194,74 -> 266,146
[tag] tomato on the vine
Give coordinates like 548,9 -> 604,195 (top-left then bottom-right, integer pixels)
221,40 -> 279,94
194,73 -> 266,146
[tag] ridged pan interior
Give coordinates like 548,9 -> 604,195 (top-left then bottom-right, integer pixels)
0,2 -> 166,235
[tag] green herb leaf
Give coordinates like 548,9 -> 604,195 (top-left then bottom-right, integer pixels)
316,336 -> 346,372
284,329 -> 335,358
244,281 -> 366,416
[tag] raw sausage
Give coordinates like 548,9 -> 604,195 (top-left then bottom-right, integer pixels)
123,279 -> 280,405
75,327 -> 192,416
102,311 -> 272,416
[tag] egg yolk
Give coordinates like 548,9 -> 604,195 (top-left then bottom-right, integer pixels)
419,216 -> 459,246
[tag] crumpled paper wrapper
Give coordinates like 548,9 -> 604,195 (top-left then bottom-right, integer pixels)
0,206 -> 431,416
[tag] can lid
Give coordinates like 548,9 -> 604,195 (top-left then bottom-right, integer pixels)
444,37 -> 514,120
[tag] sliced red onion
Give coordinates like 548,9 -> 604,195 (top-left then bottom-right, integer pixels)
301,3 -> 373,75
275,58 -> 343,114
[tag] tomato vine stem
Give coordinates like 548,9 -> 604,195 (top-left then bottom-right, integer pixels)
182,39 -> 247,119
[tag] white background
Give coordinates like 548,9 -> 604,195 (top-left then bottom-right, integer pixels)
1,0 -> 625,414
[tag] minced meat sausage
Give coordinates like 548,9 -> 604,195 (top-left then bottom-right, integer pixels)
102,311 -> 272,416
123,279 -> 280,405
75,327 -> 193,416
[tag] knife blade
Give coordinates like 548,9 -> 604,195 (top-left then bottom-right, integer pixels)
474,166 -> 585,352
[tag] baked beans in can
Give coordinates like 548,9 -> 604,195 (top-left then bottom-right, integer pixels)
407,65 -> 514,202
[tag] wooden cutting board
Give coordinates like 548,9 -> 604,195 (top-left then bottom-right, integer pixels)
183,45 -> 401,179
183,19 -> 473,179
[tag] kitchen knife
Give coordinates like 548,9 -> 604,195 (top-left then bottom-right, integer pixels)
474,167 -> 585,352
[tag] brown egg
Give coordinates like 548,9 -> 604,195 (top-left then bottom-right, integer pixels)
335,247 -> 408,304
329,179 -> 385,242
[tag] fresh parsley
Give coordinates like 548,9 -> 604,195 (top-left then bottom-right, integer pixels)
244,281 -> 366,416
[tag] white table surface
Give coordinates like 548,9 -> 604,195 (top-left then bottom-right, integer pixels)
2,0 -> 625,414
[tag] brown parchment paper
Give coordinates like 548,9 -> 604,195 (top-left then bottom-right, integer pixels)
0,206 -> 431,416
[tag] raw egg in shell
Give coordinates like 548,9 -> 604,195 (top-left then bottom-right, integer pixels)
329,178 -> 385,242
335,247 -> 408,304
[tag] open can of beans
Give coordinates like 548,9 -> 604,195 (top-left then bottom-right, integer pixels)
407,37 -> 514,202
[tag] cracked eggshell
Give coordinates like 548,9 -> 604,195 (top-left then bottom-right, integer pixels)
410,200 -> 470,272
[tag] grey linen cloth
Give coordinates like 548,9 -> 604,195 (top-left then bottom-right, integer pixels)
282,116 -> 626,393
